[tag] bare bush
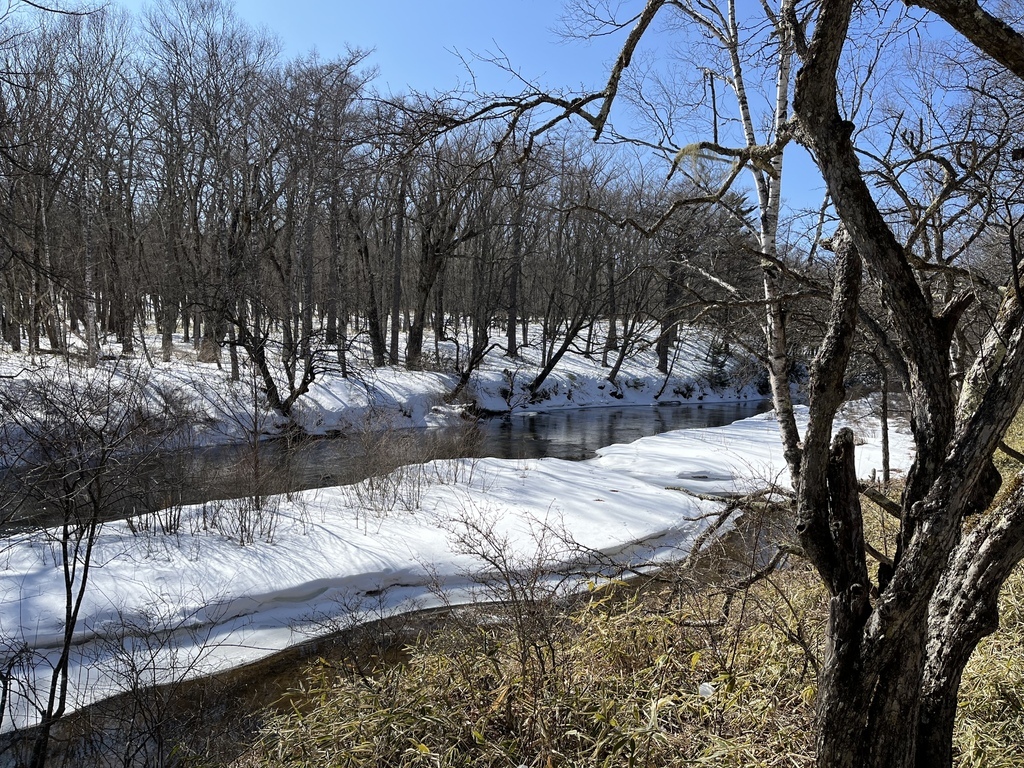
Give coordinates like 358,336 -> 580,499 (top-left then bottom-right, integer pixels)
0,361 -> 199,767
343,418 -> 484,526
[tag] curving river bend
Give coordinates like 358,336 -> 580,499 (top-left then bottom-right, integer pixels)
0,401 -> 771,767
2,400 -> 768,529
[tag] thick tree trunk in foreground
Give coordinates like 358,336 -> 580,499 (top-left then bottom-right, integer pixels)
577,0 -> 1024,761
788,0 -> 1024,765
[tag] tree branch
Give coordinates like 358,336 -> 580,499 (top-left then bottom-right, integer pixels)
907,0 -> 1024,81
859,483 -> 902,520
593,0 -> 668,139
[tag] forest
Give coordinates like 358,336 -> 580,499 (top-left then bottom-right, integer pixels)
2,0 -> 1024,766
0,0 -> 761,418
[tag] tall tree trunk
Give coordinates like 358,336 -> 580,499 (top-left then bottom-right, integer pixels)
358,235 -> 387,367
406,242 -> 447,371
300,199 -> 315,363
389,167 -> 407,365
325,193 -> 341,347
657,252 -> 684,374
602,253 -> 617,368
84,179 -> 99,369
37,193 -> 64,355
506,163 -> 527,358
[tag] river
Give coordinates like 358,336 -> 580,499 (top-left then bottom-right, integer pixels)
0,399 -> 772,766
196,399 -> 767,493
2,400 -> 768,529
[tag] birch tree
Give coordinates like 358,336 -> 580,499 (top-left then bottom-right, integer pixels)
559,0 -> 801,453
539,0 -> 1024,765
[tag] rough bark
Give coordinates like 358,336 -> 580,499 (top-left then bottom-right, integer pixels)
918,476 -> 1024,763
793,0 -> 955,518
789,0 -> 1024,764
796,228 -> 862,594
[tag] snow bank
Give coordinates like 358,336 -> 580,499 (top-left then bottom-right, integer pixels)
0,405 -> 912,731
0,323 -> 763,455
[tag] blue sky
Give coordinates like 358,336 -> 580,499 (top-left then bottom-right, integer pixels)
280,0 -> 619,94
116,0 -> 621,94
113,0 -> 826,216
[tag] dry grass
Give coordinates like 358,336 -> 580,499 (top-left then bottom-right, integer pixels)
231,530 -> 1024,768
231,551 -> 825,767
229,559 -> 1024,768
229,412 -> 1024,768
956,405 -> 1024,768
955,567 -> 1024,768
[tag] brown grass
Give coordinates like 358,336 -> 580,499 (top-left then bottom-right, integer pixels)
230,412 -> 1024,768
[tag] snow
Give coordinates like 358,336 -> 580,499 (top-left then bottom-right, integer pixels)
0,326 -> 911,730
0,403 -> 914,731
0,323 -> 762,455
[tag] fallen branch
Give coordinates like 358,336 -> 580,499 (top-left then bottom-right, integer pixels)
998,440 -> 1024,465
858,483 -> 902,519
864,541 -> 894,568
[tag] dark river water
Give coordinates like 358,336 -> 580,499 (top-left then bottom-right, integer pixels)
1,400 -> 768,529
178,399 -> 767,498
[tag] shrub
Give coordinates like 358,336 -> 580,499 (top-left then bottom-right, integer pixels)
233,567 -> 821,766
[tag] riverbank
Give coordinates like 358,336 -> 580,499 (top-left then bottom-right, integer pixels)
0,403 -> 913,741
0,323 -> 764,456
25,503 -> 787,768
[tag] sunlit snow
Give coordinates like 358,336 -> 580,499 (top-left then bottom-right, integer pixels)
0,400 -> 911,730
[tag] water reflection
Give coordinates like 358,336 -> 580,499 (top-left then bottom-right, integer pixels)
2,401 -> 767,528
478,401 -> 766,461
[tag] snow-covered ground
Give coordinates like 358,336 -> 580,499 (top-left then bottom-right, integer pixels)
0,322 -> 764,452
0,325 -> 908,731
0,403 -> 913,731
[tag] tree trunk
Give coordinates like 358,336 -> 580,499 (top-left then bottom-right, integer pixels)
406,242 -> 447,371
325,192 -> 342,347
602,253 -> 617,367
880,362 -> 890,484
198,333 -> 221,364
528,314 -> 591,399
390,168 -> 407,365
300,200 -> 316,363
161,296 -> 177,363
506,165 -> 527,359
787,1 -> 1024,765
657,255 -> 684,374
348,210 -> 387,367
84,183 -> 99,369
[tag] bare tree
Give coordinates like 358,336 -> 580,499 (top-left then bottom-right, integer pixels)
503,0 -> 1024,765
402,113 -> 487,371
0,361 -> 195,767
784,2 -> 1024,764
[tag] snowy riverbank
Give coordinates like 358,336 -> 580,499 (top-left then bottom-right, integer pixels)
0,403 -> 913,731
0,324 -> 765,455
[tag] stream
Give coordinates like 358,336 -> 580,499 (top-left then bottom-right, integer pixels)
1,400 -> 767,529
0,400 -> 771,766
